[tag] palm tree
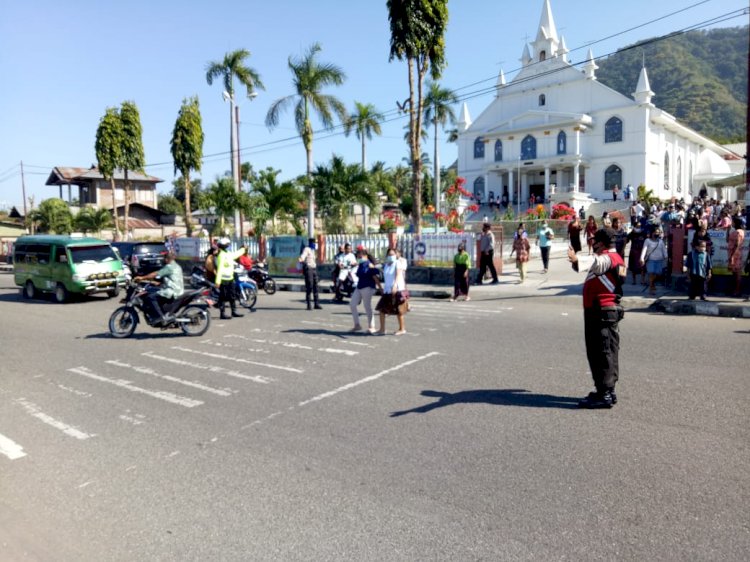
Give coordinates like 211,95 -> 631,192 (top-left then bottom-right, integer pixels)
28,199 -> 73,234
344,102 -> 384,234
75,207 -> 113,237
250,167 -> 304,233
312,155 -> 376,234
200,176 -> 250,235
265,42 -> 347,237
370,161 -> 398,203
423,81 -> 458,213
206,49 -> 265,233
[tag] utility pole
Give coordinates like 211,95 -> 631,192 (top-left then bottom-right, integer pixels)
236,104 -> 244,238
20,161 -> 27,216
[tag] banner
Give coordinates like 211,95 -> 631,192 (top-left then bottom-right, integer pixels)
267,236 -> 306,276
689,229 -> 750,275
413,233 -> 475,267
172,237 -> 203,262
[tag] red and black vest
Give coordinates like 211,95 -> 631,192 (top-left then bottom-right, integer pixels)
583,250 -> 625,309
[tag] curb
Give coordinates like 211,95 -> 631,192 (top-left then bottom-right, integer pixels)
650,298 -> 750,318
275,282 -> 451,299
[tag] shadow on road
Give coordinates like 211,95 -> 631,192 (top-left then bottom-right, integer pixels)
283,328 -> 355,339
390,388 -> 580,417
84,331 -> 187,340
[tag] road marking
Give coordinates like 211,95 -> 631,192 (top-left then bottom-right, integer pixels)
216,336 -> 359,356
166,450 -> 180,458
231,330 -> 374,348
119,413 -> 145,426
298,352 -> 440,407
78,481 -> 93,489
67,367 -> 203,408
55,383 -> 92,397
14,398 -> 95,440
198,339 -> 270,353
106,360 -> 235,397
300,319 -> 350,329
143,352 -> 273,384
0,433 -> 26,460
172,346 -> 302,374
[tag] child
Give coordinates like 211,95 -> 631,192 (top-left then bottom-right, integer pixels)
685,240 -> 712,301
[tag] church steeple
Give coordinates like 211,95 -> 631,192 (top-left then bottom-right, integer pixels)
633,66 -> 654,104
556,35 -> 569,63
458,102 -> 472,131
496,69 -> 506,96
531,0 -> 560,62
520,43 -> 532,66
583,48 -> 598,80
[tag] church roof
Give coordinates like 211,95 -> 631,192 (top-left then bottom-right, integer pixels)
696,150 -> 731,177
535,0 -> 559,43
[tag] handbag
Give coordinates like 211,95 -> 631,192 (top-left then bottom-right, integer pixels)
296,261 -> 303,272
395,289 -> 410,305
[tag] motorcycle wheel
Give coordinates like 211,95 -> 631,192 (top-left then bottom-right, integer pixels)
238,288 -> 257,310
180,305 -> 211,337
109,307 -> 138,338
263,278 -> 277,295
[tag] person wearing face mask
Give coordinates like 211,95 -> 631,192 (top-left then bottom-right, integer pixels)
376,248 -> 408,335
350,249 -> 381,333
686,240 -> 712,301
536,220 -> 554,273
510,225 -> 531,283
298,238 -> 322,310
449,243 -> 471,301
640,228 -> 667,295
568,228 -> 626,409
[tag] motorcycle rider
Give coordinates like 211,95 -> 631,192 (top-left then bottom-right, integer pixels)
215,238 -> 245,319
238,246 -> 254,271
334,243 -> 358,296
134,252 -> 184,326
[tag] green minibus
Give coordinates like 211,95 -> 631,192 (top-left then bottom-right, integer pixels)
13,235 -> 125,303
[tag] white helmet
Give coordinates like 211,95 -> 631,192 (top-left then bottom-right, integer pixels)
217,237 -> 231,249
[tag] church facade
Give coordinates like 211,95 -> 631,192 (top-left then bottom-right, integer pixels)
457,0 -> 737,210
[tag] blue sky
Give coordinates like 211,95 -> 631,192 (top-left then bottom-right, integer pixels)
0,0 -> 745,210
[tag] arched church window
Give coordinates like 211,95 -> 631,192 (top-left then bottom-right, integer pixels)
521,135 -> 537,160
474,137 -> 485,159
557,131 -> 566,155
605,165 -> 622,191
473,177 -> 485,200
605,117 -> 623,143
676,157 -> 682,192
539,94 -> 546,106
540,50 -> 546,62
664,152 -> 670,190
494,140 -> 503,162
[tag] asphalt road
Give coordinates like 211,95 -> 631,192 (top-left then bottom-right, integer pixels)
0,273 -> 748,561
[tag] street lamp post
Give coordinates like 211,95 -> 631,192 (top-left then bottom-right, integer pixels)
223,91 -> 241,236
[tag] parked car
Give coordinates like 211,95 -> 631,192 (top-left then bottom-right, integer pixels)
111,242 -> 167,277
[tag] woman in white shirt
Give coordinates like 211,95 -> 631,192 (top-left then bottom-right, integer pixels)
375,248 -> 408,335
640,228 -> 667,295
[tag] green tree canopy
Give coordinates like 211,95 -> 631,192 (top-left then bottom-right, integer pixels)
119,100 -> 145,237
74,207 -> 113,237
28,199 -> 73,234
312,155 -> 376,234
249,167 -> 304,234
171,96 -> 204,236
205,49 -> 265,99
423,81 -> 458,211
94,106 -> 124,238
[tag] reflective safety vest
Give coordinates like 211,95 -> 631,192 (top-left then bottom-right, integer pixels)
215,248 -> 244,286
583,250 -> 625,309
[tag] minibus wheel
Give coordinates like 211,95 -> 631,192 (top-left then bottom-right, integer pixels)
54,283 -> 68,304
23,281 -> 35,299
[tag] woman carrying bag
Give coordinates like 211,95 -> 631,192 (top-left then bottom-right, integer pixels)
376,248 -> 409,335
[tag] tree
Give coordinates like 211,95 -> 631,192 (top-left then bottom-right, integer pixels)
171,177 -> 203,205
370,161 -> 398,203
344,102 -> 384,234
170,96 -> 204,236
265,42 -> 348,237
312,155 -> 376,234
423,81 -> 458,212
199,176 -> 251,235
75,207 -> 113,237
95,107 -> 124,239
28,199 -> 73,234
119,101 -> 146,239
387,0 -> 449,234
389,164 -> 412,201
249,167 -> 304,234
157,195 -> 184,216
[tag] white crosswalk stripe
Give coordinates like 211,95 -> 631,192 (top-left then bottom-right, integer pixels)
171,346 -> 303,373
0,432 -> 27,460
67,367 -> 203,408
14,398 -> 96,439
210,335 -> 359,356
142,352 -> 274,384
105,360 -> 236,397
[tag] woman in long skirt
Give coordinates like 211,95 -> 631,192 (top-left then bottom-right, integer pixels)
450,243 -> 471,301
376,248 -> 408,335
568,216 -> 583,253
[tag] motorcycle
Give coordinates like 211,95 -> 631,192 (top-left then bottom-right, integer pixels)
108,275 -> 213,338
248,262 -> 277,295
331,267 -> 356,302
233,266 -> 258,310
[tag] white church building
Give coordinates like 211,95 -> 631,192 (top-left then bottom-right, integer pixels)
457,0 -> 739,211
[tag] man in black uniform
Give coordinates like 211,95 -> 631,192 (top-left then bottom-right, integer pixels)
568,228 -> 626,409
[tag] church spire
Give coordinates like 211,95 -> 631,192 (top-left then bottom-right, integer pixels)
520,43 -> 532,66
583,48 -> 598,80
557,35 -> 569,63
458,102 -> 472,131
496,68 -> 506,95
531,0 -> 560,62
633,66 -> 654,104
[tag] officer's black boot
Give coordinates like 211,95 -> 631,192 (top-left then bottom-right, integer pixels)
313,295 -> 322,310
306,296 -> 312,310
220,304 -> 231,320
231,304 -> 243,318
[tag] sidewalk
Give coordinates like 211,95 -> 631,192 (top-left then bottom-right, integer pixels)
274,252 -> 750,319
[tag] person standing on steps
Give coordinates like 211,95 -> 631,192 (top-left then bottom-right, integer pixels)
476,223 -> 499,285
568,228 -> 626,409
298,238 -> 322,310
215,238 -> 245,319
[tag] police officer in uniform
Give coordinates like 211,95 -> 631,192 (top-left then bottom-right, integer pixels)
568,228 -> 626,408
215,237 -> 245,320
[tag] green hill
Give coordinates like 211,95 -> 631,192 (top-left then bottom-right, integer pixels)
596,26 -> 748,143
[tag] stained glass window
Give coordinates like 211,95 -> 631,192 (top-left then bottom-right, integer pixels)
474,137 -> 485,159
605,117 -> 623,143
557,131 -> 566,155
521,135 -> 537,160
604,165 -> 622,191
494,140 -> 503,162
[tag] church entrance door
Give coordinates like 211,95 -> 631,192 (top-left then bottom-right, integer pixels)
529,184 -> 545,204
